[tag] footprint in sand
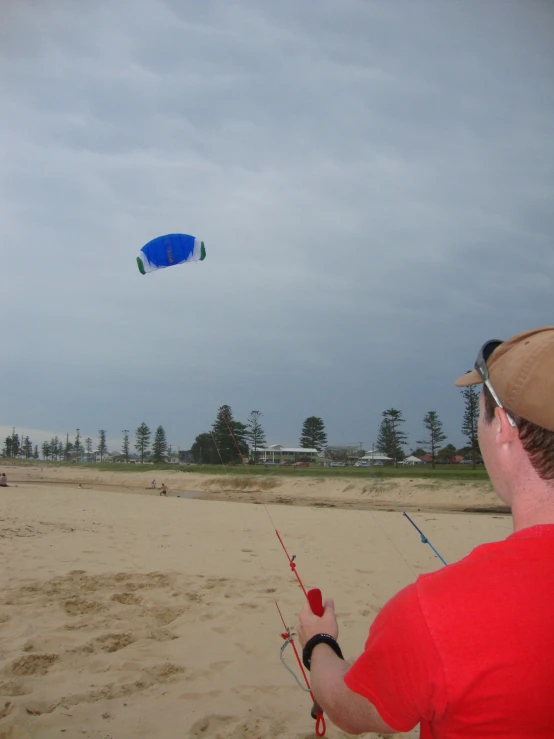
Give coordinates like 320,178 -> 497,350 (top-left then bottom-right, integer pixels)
23,700 -> 57,716
144,663 -> 185,682
55,662 -> 186,708
208,660 -> 232,673
185,592 -> 202,602
111,592 -> 143,606
63,597 -> 106,616
149,605 -> 185,626
179,689 -> 222,701
189,714 -> 234,736
0,680 -> 31,697
0,700 -> 15,719
188,713 -> 287,738
6,654 -> 59,677
145,627 -> 179,642
71,632 -> 135,655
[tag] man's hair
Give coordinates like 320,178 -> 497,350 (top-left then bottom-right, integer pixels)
483,386 -> 554,480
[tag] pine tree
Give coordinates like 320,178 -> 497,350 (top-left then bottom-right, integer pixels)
3,436 -> 13,458
97,430 -> 107,462
22,436 -> 33,459
437,443 -> 457,463
6,431 -> 21,458
63,434 -> 69,460
50,436 -> 61,461
376,409 -> 407,466
152,426 -> 168,463
211,405 -> 248,464
461,385 -> 480,469
41,441 -> 51,460
299,417 -> 327,452
246,410 -> 266,462
121,430 -> 130,462
85,437 -> 93,459
417,411 -> 447,469
135,422 -> 151,463
376,418 -> 394,457
74,429 -> 82,459
33,445 -> 39,459
191,433 -> 218,464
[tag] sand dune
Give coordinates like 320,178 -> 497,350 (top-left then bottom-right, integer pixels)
0,467 -> 511,738
5,463 -> 503,514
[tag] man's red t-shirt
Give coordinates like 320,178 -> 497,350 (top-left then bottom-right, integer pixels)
344,525 -> 554,737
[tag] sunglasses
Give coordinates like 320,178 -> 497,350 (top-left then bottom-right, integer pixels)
475,340 -> 517,428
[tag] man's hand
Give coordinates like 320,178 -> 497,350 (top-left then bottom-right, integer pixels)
297,597 -> 338,648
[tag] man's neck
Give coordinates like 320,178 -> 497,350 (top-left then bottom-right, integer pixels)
511,495 -> 554,533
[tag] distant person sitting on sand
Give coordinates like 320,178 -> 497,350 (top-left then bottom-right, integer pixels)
151,479 -> 157,489
0,473 -> 7,487
159,483 -> 168,496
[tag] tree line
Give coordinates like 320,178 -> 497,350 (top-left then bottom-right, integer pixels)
374,386 -> 480,468
2,431 -> 38,460
2,387 -> 479,467
191,408 -> 328,464
2,424 -> 171,464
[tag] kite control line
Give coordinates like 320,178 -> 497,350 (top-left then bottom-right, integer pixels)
365,466 -> 448,568
305,589 -> 329,727
221,415 -> 327,735
221,417 -> 446,735
402,512 -> 448,566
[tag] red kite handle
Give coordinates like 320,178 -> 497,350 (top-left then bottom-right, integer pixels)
307,588 -> 326,734
308,588 -> 324,617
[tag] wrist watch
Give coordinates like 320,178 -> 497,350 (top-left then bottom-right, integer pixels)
302,633 -> 344,670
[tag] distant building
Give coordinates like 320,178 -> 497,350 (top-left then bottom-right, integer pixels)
109,454 -> 139,463
178,449 -> 194,464
421,454 -> 464,464
257,444 -> 320,463
400,455 -> 424,465
359,450 -> 394,466
91,450 -> 112,463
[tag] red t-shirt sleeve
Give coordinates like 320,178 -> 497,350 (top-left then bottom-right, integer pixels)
344,582 -> 447,732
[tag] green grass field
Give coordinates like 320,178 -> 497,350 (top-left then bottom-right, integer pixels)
3,458 -> 491,482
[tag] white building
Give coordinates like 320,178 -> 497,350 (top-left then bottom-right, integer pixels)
399,455 -> 424,465
257,444 -> 320,463
359,450 -> 393,465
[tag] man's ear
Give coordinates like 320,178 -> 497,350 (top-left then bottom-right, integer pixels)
494,407 -> 517,445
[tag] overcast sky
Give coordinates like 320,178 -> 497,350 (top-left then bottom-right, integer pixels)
2,0 -> 553,455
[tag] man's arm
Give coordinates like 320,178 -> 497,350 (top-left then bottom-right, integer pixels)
309,643 -> 398,735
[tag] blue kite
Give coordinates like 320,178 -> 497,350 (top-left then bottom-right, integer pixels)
137,233 -> 206,275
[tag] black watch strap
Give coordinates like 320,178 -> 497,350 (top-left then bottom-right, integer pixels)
302,633 -> 344,670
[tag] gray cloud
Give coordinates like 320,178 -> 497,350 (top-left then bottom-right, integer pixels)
2,0 -> 553,454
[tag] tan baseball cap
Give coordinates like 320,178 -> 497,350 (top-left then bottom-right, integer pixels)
455,327 -> 554,432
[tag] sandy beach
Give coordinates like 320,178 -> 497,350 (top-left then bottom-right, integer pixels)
0,466 -> 512,738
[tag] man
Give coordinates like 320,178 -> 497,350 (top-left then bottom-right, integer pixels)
297,327 -> 554,737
